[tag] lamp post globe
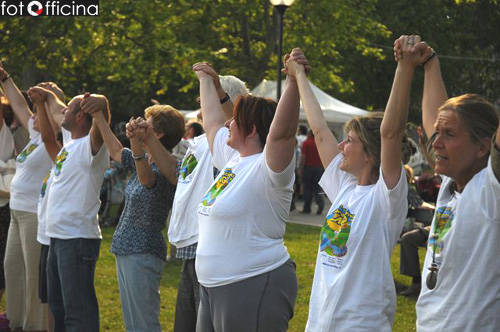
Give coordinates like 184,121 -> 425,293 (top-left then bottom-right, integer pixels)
269,0 -> 295,100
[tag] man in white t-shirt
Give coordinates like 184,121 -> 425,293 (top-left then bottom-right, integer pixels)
45,94 -> 110,332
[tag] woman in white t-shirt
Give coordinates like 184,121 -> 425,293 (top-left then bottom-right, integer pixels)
192,53 -> 304,332
404,39 -> 500,332
291,39 -> 419,331
0,66 -> 64,331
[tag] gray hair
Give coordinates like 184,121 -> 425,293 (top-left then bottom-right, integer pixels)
219,75 -> 249,101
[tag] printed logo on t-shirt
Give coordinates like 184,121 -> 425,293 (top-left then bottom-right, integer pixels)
201,168 -> 235,207
429,206 -> 454,255
40,171 -> 50,198
320,204 -> 354,257
54,148 -> 68,176
16,143 -> 38,163
179,153 -> 198,180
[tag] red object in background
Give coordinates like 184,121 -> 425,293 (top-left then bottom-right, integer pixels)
414,173 -> 441,204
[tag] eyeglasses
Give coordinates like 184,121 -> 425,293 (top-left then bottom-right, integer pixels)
426,234 -> 439,290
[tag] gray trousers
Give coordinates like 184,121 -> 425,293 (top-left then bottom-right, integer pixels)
196,259 -> 297,332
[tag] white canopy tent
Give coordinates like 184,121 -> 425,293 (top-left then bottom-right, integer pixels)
252,79 -> 368,123
181,79 -> 368,137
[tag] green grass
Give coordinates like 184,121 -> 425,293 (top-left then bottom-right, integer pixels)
2,224 -> 424,331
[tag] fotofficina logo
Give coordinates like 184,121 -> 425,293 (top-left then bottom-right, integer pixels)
1,0 -> 99,16
27,1 -> 43,16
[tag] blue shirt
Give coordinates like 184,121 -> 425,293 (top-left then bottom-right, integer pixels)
110,148 -> 175,261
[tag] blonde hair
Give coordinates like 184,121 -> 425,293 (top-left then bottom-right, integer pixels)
144,105 -> 185,150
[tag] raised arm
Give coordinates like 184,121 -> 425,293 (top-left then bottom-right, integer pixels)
37,82 -> 67,128
80,94 -> 111,155
193,62 -> 226,152
125,118 -> 159,188
84,106 -> 123,163
136,119 -> 178,185
288,50 -> 339,168
197,64 -> 234,121
0,62 -> 32,130
27,87 -> 60,161
422,51 -> 448,139
265,51 -> 302,172
382,35 -> 429,189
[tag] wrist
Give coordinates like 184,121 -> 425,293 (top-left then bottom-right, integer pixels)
423,53 -> 438,71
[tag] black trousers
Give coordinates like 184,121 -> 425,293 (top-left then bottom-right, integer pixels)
400,227 -> 429,278
302,166 -> 324,213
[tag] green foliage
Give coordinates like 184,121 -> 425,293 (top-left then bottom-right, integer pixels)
0,0 -> 498,125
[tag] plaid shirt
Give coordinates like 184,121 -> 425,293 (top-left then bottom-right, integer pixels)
176,242 -> 197,260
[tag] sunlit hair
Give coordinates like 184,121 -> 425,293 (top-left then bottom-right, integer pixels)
344,112 -> 410,176
144,104 -> 185,150
233,95 -> 276,148
439,94 -> 498,146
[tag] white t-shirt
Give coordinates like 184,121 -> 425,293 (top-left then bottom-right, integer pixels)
169,134 -> 214,248
9,118 -> 53,213
306,154 -> 407,332
196,127 -> 294,287
37,128 -> 72,245
0,119 -> 14,162
46,134 -> 109,239
416,157 -> 500,332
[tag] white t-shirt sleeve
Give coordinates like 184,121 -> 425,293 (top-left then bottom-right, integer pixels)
480,157 -> 500,222
263,145 -> 295,189
373,165 -> 408,241
27,117 -> 37,139
318,153 -> 355,201
211,127 -> 238,170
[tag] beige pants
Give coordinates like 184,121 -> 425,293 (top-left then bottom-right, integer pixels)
4,209 -> 47,331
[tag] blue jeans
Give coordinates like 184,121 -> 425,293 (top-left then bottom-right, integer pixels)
116,253 -> 165,332
47,238 -> 101,332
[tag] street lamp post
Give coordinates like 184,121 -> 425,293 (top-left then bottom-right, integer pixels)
270,0 -> 295,101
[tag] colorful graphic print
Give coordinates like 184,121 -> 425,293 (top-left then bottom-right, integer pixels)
429,206 -> 454,254
201,168 -> 235,206
54,149 -> 68,176
320,204 -> 355,257
16,143 -> 38,163
40,171 -> 50,198
179,153 -> 198,180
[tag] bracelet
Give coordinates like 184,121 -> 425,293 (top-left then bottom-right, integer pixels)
422,51 -> 437,68
132,152 -> 146,161
1,74 -> 11,83
220,93 -> 230,104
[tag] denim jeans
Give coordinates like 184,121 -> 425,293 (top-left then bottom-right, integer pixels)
115,253 -> 165,332
47,237 -> 101,332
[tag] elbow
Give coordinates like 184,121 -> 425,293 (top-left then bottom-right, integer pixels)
380,125 -> 405,140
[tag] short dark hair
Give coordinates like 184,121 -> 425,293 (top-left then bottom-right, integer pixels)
189,122 -> 204,137
233,95 -> 276,147
299,124 -> 308,135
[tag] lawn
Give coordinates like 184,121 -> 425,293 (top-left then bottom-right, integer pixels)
3,223 -> 425,331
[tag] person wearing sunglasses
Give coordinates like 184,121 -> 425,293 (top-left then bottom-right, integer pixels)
395,37 -> 500,331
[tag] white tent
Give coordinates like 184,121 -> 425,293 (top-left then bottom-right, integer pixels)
251,79 -> 368,125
